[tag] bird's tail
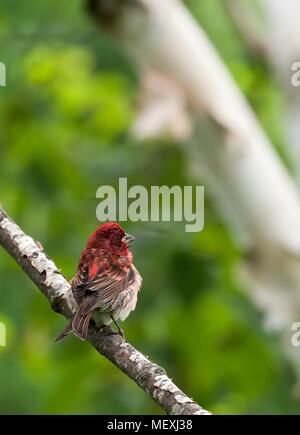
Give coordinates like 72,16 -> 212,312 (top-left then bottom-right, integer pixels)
55,309 -> 93,343
55,318 -> 74,343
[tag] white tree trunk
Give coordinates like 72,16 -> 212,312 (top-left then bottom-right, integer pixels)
261,0 -> 300,185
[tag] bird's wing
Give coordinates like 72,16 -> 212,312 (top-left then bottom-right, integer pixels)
71,264 -> 89,305
81,264 -> 134,315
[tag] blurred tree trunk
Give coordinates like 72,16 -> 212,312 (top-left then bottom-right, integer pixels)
260,0 -> 300,185
87,0 -> 300,390
227,0 -> 300,187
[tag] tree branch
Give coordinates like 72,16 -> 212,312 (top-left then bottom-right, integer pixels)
0,207 -> 211,415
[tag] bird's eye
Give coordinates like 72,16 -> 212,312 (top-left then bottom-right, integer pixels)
117,235 -> 123,241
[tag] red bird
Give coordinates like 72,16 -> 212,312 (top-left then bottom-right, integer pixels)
55,222 -> 142,342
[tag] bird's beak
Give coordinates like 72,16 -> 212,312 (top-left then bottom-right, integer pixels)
124,233 -> 135,245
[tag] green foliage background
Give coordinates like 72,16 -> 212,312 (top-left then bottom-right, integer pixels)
0,0 -> 298,414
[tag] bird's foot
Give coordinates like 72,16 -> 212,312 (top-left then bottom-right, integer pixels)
110,315 -> 125,340
118,328 -> 125,340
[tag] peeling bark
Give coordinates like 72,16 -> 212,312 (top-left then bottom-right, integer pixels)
0,207 -> 211,415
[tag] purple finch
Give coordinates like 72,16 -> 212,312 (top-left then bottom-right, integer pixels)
55,222 -> 142,342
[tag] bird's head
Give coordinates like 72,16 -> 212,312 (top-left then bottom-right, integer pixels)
87,222 -> 135,251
